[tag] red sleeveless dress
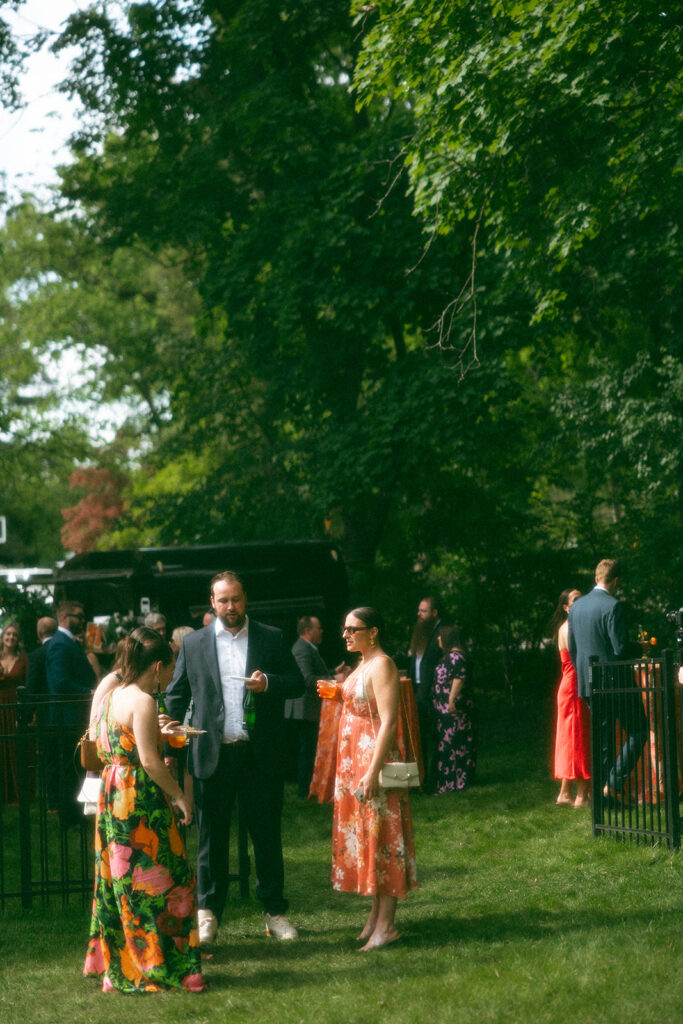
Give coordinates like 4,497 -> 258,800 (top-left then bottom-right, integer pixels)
554,649 -> 591,780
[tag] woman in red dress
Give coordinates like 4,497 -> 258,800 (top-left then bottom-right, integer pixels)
552,589 -> 590,807
0,619 -> 29,804
322,607 -> 418,951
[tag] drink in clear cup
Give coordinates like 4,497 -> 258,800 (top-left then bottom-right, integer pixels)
317,679 -> 337,699
167,731 -> 188,749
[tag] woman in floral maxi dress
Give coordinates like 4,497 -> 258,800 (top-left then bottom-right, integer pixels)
432,626 -> 477,793
84,628 -> 203,993
324,607 -> 417,951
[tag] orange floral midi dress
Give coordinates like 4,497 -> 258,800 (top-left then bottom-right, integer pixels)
332,669 -> 418,897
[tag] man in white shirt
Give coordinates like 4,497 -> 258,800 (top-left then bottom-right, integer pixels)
166,571 -> 303,944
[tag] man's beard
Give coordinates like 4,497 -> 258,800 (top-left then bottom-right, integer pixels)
410,618 -> 434,656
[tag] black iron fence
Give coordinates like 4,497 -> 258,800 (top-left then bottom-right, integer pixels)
590,650 -> 681,848
0,688 -> 249,910
0,690 -> 93,909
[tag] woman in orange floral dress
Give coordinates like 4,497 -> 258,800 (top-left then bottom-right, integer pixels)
84,627 -> 203,993
324,607 -> 417,951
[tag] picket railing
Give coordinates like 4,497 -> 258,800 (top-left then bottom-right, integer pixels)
590,650 -> 681,848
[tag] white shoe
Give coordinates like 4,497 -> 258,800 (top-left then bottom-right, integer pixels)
198,908 -> 218,946
265,913 -> 298,941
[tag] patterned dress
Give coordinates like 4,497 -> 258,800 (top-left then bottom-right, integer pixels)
83,694 -> 203,993
308,698 -> 342,803
432,650 -> 477,793
332,668 -> 418,897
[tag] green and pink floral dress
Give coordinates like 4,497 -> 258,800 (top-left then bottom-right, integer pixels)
83,694 -> 203,993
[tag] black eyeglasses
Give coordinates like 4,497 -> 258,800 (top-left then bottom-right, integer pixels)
341,626 -> 369,636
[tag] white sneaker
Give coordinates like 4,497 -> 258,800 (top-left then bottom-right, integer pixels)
265,913 -> 298,941
198,908 -> 218,946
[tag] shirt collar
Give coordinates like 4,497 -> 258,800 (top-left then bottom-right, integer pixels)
214,614 -> 249,640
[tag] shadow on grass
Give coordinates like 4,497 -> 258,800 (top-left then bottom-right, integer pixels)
187,901 -> 678,994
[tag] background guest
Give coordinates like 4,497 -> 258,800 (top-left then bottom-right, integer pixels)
45,601 -> 96,825
551,588 -> 590,807
569,559 -> 647,800
144,611 -> 167,639
25,615 -> 59,808
0,620 -> 28,804
26,616 -> 58,697
286,615 -> 328,799
171,625 -> 195,657
432,625 -> 477,793
408,595 -> 442,792
75,628 -> 102,684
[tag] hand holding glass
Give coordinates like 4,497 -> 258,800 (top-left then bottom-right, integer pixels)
317,679 -> 338,699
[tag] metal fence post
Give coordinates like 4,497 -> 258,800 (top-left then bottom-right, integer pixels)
660,650 -> 680,849
16,687 -> 33,909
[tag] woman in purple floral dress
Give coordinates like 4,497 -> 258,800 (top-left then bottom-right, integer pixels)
432,626 -> 477,793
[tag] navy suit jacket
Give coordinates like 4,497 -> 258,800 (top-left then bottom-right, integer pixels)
409,620 -> 441,706
568,587 -> 628,701
26,640 -> 50,697
45,629 -> 96,726
165,619 -> 304,780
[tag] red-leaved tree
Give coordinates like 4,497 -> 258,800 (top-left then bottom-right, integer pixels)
61,467 -> 126,554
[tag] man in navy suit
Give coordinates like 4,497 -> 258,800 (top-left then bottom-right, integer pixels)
45,601 -> 96,823
26,616 -> 58,697
166,571 -> 304,945
568,558 -> 647,797
26,616 -> 58,810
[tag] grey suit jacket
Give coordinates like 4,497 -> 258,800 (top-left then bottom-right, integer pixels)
568,586 -> 628,701
285,637 -> 330,722
165,619 -> 303,779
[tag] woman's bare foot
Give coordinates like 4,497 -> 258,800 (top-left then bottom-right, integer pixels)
556,780 -> 573,806
358,928 -> 400,952
574,781 -> 589,808
356,917 -> 378,942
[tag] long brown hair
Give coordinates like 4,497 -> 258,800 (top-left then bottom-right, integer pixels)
550,589 -> 580,645
117,627 -> 173,686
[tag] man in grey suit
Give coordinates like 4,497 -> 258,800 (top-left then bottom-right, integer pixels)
165,571 -> 304,945
286,615 -> 330,799
568,558 -> 647,798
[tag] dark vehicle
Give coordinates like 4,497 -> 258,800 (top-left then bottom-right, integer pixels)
53,540 -> 349,655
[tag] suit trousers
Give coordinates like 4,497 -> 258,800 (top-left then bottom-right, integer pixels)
597,690 -> 648,792
194,741 -> 288,920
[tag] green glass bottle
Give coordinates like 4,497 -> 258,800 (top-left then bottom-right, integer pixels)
242,686 -> 255,732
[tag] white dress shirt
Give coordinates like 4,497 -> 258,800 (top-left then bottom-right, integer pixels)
215,615 -> 250,743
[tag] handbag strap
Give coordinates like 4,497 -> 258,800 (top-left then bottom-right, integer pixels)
365,663 -> 417,763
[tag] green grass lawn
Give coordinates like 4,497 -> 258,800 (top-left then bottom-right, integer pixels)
0,704 -> 681,1024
